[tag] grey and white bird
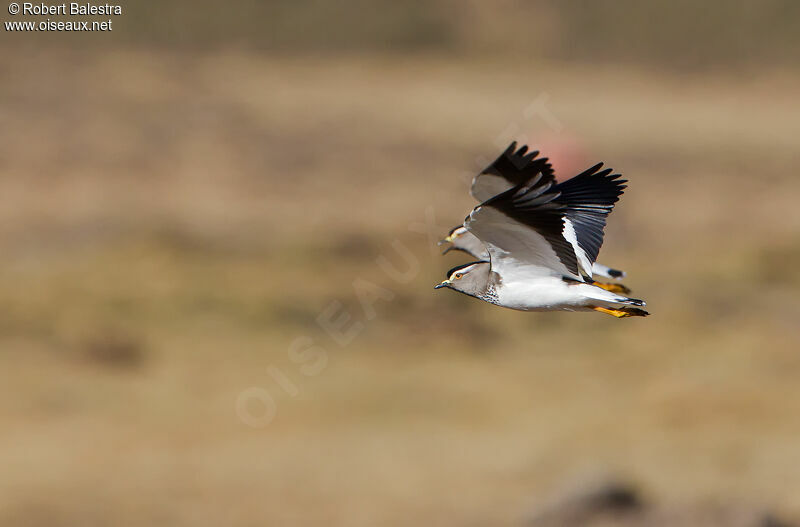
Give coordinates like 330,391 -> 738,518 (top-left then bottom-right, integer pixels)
434,146 -> 648,318
439,142 -> 627,283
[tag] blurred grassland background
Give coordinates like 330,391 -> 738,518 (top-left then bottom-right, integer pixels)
2,1 -> 800,526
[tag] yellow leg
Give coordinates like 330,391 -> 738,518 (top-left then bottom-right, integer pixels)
592,306 -> 649,318
592,281 -> 632,295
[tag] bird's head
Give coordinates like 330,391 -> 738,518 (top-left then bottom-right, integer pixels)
437,226 -> 488,260
434,261 -> 491,296
437,226 -> 469,254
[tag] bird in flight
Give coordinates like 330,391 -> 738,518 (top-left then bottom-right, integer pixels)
439,143 -> 626,282
434,142 -> 648,318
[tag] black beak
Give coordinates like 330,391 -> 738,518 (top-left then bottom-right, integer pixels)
434,282 -> 448,289
441,245 -> 453,255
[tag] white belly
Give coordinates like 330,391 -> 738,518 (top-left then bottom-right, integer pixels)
496,277 -> 626,311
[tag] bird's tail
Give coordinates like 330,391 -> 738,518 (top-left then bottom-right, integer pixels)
592,306 -> 649,318
592,263 -> 626,280
580,283 -> 649,318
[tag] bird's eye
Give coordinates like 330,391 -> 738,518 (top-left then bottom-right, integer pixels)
454,273 -> 463,279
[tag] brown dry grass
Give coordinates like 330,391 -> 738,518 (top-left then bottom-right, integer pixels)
0,48 -> 799,526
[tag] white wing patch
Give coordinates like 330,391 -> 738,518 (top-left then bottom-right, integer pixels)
563,218 -> 593,278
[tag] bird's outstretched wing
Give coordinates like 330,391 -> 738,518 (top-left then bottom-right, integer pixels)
470,141 -> 555,202
555,163 -> 627,268
465,163 -> 626,281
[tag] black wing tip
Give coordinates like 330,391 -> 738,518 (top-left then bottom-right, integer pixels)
560,162 -> 628,202
574,163 -> 622,178
577,162 -> 605,176
487,141 -> 552,178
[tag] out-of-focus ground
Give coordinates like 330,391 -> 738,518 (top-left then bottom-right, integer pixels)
2,2 -> 800,526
